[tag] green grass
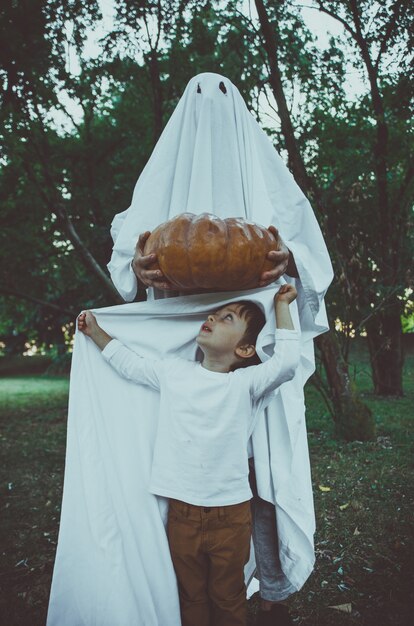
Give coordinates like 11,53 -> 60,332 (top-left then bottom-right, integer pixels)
0,377 -> 69,413
0,377 -> 69,626
283,347 -> 414,625
0,350 -> 413,626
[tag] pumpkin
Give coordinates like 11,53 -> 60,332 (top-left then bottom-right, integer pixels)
143,212 -> 279,291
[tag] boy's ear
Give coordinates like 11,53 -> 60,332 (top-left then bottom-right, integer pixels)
235,344 -> 256,360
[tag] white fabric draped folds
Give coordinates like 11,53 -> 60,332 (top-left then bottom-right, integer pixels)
106,72 -> 332,317
47,72 -> 333,625
48,287 -> 323,626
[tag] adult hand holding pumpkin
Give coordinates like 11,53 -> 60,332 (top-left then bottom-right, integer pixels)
132,231 -> 175,291
259,225 -> 299,286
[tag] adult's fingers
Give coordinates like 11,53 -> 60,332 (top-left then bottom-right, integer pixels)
133,231 -> 175,291
140,270 -> 167,287
146,278 -> 175,290
133,232 -> 157,270
138,267 -> 175,290
259,248 -> 289,283
137,231 -> 151,253
267,249 -> 289,262
267,225 -> 279,239
154,281 -> 175,290
141,269 -> 164,282
137,253 -> 158,269
258,264 -> 287,286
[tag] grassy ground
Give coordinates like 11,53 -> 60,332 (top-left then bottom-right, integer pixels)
0,345 -> 413,626
0,377 -> 69,625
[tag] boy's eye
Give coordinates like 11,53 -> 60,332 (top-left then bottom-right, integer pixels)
224,313 -> 233,320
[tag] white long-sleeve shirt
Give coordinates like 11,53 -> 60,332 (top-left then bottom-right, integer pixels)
102,328 -> 300,506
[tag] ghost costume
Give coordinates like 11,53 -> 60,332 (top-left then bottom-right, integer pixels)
47,73 -> 333,625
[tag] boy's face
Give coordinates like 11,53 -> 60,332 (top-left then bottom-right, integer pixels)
196,304 -> 249,358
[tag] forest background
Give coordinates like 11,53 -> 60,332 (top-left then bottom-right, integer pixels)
1,2 -> 414,624
0,0 -> 413,438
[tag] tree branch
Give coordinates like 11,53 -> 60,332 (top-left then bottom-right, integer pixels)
55,204 -> 123,304
374,0 -> 408,71
396,162 -> 414,208
13,108 -> 123,305
316,0 -> 391,257
53,98 -> 82,134
219,7 -> 271,70
395,161 -> 414,257
353,286 -> 401,333
309,368 -> 336,420
316,0 -> 358,41
254,0 -> 313,195
0,285 -> 77,318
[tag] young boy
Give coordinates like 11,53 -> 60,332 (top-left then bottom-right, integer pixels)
77,284 -> 299,626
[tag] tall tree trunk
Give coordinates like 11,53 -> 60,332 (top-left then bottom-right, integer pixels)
365,296 -> 404,396
148,50 -> 163,143
314,0 -> 406,394
347,0 -> 404,395
316,332 -> 375,440
254,0 -> 375,439
253,0 -> 311,192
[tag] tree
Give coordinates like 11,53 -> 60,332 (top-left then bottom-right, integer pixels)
309,0 -> 414,395
245,0 -> 375,439
2,0 -> 411,429
0,0 -> 265,352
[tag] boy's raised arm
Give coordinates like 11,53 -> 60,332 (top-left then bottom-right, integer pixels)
77,311 -> 113,351
242,285 -> 300,400
77,311 -> 161,390
274,284 -> 296,330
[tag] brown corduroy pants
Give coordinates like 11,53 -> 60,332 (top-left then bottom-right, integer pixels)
167,498 -> 252,626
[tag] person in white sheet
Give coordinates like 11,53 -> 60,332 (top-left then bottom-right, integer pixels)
107,72 -> 333,625
77,284 -> 299,626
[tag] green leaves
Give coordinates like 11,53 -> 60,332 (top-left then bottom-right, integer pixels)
1,0 -> 412,364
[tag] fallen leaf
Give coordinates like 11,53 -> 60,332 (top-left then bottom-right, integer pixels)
315,548 -> 333,560
319,485 -> 331,492
329,603 -> 352,614
353,527 -> 361,535
377,435 -> 392,449
339,502 -> 349,510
